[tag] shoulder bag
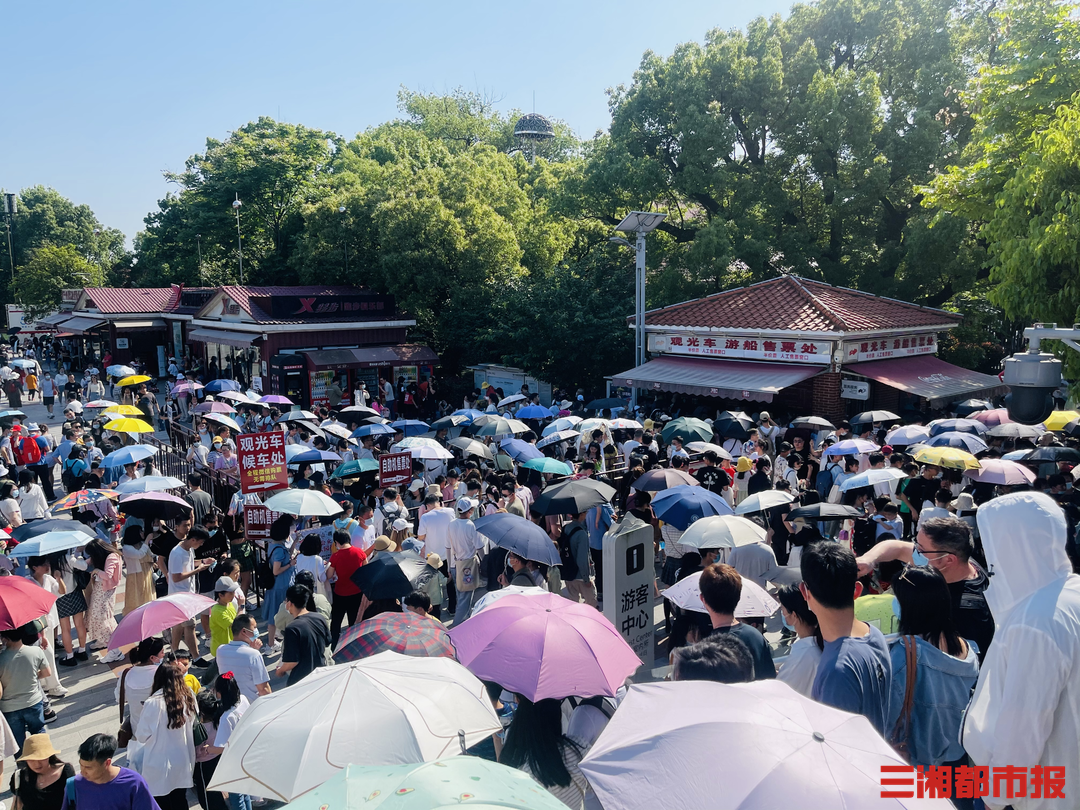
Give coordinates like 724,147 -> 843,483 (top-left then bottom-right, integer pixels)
890,635 -> 918,761
117,667 -> 133,748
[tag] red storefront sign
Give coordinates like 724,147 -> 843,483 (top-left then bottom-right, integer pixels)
243,504 -> 282,543
379,451 -> 412,489
237,431 -> 288,494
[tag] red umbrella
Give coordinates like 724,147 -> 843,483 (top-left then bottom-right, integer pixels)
0,577 -> 58,631
333,611 -> 456,663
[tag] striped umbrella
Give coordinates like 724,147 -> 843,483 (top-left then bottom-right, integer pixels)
333,611 -> 455,663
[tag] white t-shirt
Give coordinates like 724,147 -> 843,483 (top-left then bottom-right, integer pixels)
622,440 -> 641,466
168,544 -> 196,595
214,694 -> 251,748
215,642 -> 270,703
417,508 -> 455,560
776,636 -> 823,698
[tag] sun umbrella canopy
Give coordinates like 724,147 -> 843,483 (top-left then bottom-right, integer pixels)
790,416 -> 836,431
202,412 -> 242,432
108,593 -> 215,649
822,439 -> 879,457
884,425 -> 930,446
928,418 -> 987,437
964,459 -> 1036,485
84,399 -> 119,409
10,359 -> 36,369
9,519 -> 94,543
333,611 -> 455,664
924,431 -> 989,454
661,416 -> 714,445
684,441 -> 733,459
497,393 -> 528,408
542,416 -> 583,436
912,445 -> 981,470
536,429 -> 581,449
277,409 -> 319,423
734,490 -> 795,515
118,492 -> 193,519
838,468 -> 907,492
351,552 -> 431,600
0,410 -> 26,424
114,475 -> 185,494
579,681 -> 953,810
449,593 -> 641,701
192,401 -> 236,415
330,458 -> 379,478
208,652 -> 501,802
352,423 -> 396,438
953,398 -> 992,417
100,404 -> 144,416
651,486 -> 733,529
986,422 -> 1044,440
678,515 -> 767,550
1043,410 -> 1080,431
116,374 -> 151,387
395,442 -> 454,460
9,531 -> 93,558
448,436 -> 494,460
391,419 -> 431,436
787,503 -> 863,520
476,418 -> 530,437
850,409 -> 900,424
531,478 -> 617,516
216,390 -> 253,403
662,571 -> 780,617
258,394 -> 292,405
51,489 -> 120,511
609,417 -> 643,430
473,512 -> 561,566
631,468 -> 699,491
521,457 -> 573,476
264,489 -> 343,517
1023,446 -> 1080,464
103,418 -> 155,433
0,577 -> 58,631
284,760 -> 572,810
497,438 -> 541,463
469,585 -> 548,617
287,449 -> 342,465
583,397 -> 628,411
203,379 -> 241,394
430,414 -> 473,430
516,404 -> 553,420
1061,418 -> 1080,438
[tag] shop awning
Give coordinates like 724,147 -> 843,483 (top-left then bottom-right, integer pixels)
611,356 -> 822,401
846,355 -> 1008,405
188,329 -> 258,349
393,344 -> 439,364
351,346 -> 403,366
62,317 -> 106,334
38,313 -> 71,326
304,349 -> 366,370
114,319 -> 166,330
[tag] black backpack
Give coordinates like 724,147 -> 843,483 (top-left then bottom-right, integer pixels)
557,524 -> 582,581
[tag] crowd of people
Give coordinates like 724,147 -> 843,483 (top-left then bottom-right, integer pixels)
0,336 -> 1074,810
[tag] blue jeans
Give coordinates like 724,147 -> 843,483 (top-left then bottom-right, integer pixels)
4,700 -> 45,752
229,792 -> 253,810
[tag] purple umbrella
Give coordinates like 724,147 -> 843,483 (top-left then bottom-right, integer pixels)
259,394 -> 293,405
448,592 -> 641,701
192,401 -> 236,415
963,459 -> 1036,486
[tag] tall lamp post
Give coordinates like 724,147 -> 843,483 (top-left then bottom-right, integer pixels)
610,211 -> 666,410
232,195 -> 244,284
338,205 -> 349,275
3,193 -> 16,284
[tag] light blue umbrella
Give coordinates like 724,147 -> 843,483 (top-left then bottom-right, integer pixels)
101,444 -> 156,467
516,405 -> 553,420
351,423 -> 396,439
106,364 -> 136,377
925,431 -> 989,454
284,444 -> 311,463
536,429 -> 581,449
452,408 -> 486,420
330,458 -> 379,478
522,457 -> 574,476
391,419 -> 430,437
10,531 -> 92,558
204,379 -> 241,394
500,438 -> 543,462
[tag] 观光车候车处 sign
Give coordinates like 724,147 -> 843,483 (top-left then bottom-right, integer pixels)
237,431 -> 289,494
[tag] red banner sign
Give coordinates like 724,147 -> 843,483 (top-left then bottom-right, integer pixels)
379,451 -> 412,489
237,431 -> 288,495
243,504 -> 282,544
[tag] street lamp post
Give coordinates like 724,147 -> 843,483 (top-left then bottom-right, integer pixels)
3,193 -> 16,284
611,211 -> 666,410
232,195 -> 244,284
338,206 -> 349,275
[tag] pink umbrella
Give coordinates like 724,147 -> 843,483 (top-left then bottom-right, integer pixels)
193,401 -> 236,415
963,458 -> 1036,485
170,381 -> 205,394
971,408 -> 1012,427
448,593 -> 641,701
108,593 -> 215,649
259,395 -> 293,405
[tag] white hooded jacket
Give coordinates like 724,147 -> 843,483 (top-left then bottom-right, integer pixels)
963,491 -> 1080,810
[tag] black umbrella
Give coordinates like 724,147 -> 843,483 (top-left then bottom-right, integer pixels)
531,478 -> 617,517
787,503 -> 863,520
473,513 -> 560,566
584,398 -> 629,411
790,416 -> 836,431
953,399 -> 992,417
10,519 -> 95,543
713,413 -> 755,441
1061,419 -> 1080,438
986,423 -> 1045,440
351,551 -> 430,601
850,410 -> 900,425
1022,446 -> 1080,464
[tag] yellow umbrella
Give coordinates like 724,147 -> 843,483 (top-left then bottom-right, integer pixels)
1043,410 -> 1080,431
103,418 -> 155,433
101,404 -> 144,416
913,446 -> 980,470
116,375 -> 151,386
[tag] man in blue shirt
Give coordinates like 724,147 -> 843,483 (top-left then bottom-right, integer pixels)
585,501 -> 614,598
802,541 -> 892,733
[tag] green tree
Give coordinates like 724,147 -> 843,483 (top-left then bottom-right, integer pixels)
13,245 -> 106,321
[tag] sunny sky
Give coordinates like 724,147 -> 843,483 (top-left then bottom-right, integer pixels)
5,0 -> 791,244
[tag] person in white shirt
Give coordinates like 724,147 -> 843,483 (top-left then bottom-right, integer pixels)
772,443 -> 792,483
447,497 -> 487,625
168,528 -> 212,657
215,613 -> 271,702
775,583 -> 823,698
622,429 -> 643,467
916,489 -> 954,530
667,436 -> 689,461
757,411 -> 781,452
417,497 -> 454,562
16,471 -> 50,521
356,504 -> 377,550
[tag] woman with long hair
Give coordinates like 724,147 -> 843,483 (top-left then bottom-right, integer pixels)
120,524 -> 155,614
501,696 -> 599,809
133,661 -> 197,810
16,470 -> 49,522
263,515 -> 296,655
886,564 -> 979,770
0,481 -> 23,528
775,583 -> 824,697
193,690 -> 227,810
207,672 -> 252,810
117,638 -> 165,733
8,732 -> 73,810
85,539 -> 124,663
50,550 -> 89,668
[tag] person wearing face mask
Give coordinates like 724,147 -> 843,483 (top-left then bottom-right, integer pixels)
116,638 -> 166,736
774,582 -> 823,697
855,515 -> 994,662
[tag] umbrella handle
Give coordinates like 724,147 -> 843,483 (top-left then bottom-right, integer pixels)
458,729 -> 467,755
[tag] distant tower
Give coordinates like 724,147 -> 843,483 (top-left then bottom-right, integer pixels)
513,113 -> 555,163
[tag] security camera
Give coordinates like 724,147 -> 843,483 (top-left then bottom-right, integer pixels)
1003,350 -> 1060,424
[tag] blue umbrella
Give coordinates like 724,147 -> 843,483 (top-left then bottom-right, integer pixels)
500,438 -> 543,462
452,409 -> 487,420
288,449 -> 342,465
204,379 -> 241,394
391,419 -> 430,437
101,444 -> 156,467
10,531 -> 93,558
651,487 -> 734,530
516,405 -> 553,420
473,513 -> 561,565
522,457 -> 573,476
928,418 -> 986,437
330,458 -> 379,478
925,431 -> 989,454
351,423 -> 396,439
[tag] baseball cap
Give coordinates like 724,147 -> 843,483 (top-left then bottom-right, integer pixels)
214,576 -> 239,595
25,423 -> 38,432
408,479 -> 425,493
391,517 -> 411,532
456,496 -> 478,513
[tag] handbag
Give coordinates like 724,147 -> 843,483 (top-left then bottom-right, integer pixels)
117,668 -> 134,748
890,635 -> 918,761
193,719 -> 209,747
455,553 -> 481,593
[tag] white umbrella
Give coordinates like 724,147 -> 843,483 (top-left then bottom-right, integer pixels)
202,412 -> 241,432
735,491 -> 794,515
208,652 -> 501,803
678,515 -> 767,549
114,475 -> 185,494
822,439 -> 879,457
685,441 -> 733,459
392,441 -> 454,460
580,681 -> 952,810
661,571 -> 779,617
536,429 -> 580,449
497,393 -> 528,408
469,585 -> 548,616
884,424 -> 930,446
542,416 -> 583,436
395,437 -> 444,451
609,418 -> 643,430
839,467 -> 908,492
217,390 -> 253,403
448,436 -> 493,460
85,399 -> 119,409
263,489 -> 344,517
322,423 -> 354,442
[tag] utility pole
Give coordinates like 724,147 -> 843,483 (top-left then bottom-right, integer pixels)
2,193 -> 16,284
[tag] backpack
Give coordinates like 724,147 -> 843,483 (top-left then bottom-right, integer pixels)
257,545 -> 284,590
61,460 -> 83,493
816,462 -> 839,500
557,524 -> 583,581
12,435 -> 41,466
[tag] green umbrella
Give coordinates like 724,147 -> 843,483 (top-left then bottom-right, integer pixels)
521,457 -> 574,476
661,416 -> 714,445
284,760 -> 569,810
330,458 -> 379,479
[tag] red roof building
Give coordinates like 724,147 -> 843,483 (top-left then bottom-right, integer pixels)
613,275 -> 1003,421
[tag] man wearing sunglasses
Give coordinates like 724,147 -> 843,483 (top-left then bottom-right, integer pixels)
855,515 -> 994,662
